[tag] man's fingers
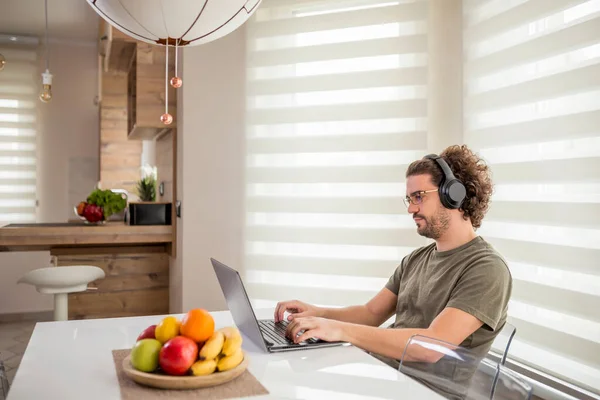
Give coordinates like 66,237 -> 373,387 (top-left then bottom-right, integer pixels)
287,311 -> 308,321
295,330 -> 315,344
275,300 -> 301,322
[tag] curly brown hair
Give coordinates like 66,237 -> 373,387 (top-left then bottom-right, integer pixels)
405,145 -> 494,228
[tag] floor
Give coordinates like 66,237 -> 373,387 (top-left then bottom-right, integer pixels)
0,321 -> 36,399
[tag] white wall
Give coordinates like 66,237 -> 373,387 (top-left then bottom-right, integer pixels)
171,26 -> 247,313
0,41 -> 99,315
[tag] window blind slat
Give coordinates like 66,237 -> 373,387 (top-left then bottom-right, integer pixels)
248,35 -> 427,67
246,283 -> 377,307
246,196 -> 404,214
466,110 -> 599,147
249,2 -> 427,38
490,238 -> 599,276
512,281 -> 600,323
465,0 -> 585,39
248,131 -> 426,153
248,68 -> 427,96
466,63 -> 600,112
466,15 -> 600,76
485,157 -> 600,182
487,201 -> 600,228
246,226 -> 424,247
506,318 -> 600,374
508,337 -> 600,394
248,100 -> 426,124
247,165 -> 410,184
245,254 -> 398,278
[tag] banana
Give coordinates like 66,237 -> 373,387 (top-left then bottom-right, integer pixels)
219,326 -> 243,356
190,359 -> 217,376
199,331 -> 225,360
217,348 -> 244,372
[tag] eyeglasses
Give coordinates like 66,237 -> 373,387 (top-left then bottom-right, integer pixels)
403,189 -> 439,208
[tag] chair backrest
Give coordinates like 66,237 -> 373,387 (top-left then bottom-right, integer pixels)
399,334 -> 532,400
492,364 -> 533,400
491,322 -> 517,365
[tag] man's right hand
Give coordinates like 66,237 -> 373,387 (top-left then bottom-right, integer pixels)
274,300 -> 324,322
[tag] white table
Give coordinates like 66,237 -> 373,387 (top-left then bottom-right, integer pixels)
8,309 -> 444,399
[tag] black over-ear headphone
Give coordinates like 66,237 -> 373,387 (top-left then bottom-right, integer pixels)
424,154 -> 466,209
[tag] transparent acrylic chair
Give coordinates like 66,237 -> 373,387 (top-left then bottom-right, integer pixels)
398,334 -> 532,400
490,322 -> 516,365
0,355 -> 8,400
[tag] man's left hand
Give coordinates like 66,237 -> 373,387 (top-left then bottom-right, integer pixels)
286,316 -> 346,343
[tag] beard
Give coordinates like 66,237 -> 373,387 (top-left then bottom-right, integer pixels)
414,206 -> 451,239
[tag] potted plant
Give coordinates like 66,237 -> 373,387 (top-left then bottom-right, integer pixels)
129,165 -> 172,225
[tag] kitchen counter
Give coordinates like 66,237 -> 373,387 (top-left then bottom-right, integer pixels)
0,221 -> 173,252
0,222 -> 173,320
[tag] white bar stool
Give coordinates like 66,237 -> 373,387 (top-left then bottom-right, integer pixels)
17,266 -> 105,321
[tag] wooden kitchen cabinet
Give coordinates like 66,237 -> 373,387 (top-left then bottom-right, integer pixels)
127,42 -> 177,140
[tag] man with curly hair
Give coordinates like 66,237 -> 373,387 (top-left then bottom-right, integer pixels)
275,145 -> 512,380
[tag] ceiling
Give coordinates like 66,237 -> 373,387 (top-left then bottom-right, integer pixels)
0,0 -> 100,43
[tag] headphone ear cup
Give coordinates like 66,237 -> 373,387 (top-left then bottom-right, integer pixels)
442,179 -> 466,209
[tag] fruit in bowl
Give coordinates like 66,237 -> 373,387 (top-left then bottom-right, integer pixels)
128,309 -> 245,379
75,188 -> 127,224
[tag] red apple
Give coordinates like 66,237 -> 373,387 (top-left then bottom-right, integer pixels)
83,204 -> 104,223
137,325 -> 157,342
159,336 -> 198,376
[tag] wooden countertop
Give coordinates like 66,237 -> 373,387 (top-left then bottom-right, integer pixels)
0,222 -> 173,252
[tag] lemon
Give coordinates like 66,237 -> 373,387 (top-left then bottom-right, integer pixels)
155,316 -> 180,344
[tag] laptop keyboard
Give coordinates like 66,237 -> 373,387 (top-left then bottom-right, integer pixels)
259,320 -> 294,345
258,320 -> 320,346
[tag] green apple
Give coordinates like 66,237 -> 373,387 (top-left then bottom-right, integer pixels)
131,338 -> 162,372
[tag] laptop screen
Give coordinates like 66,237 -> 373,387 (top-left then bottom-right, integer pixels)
210,258 -> 269,352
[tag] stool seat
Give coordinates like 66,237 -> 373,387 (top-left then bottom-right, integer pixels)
18,266 -> 105,294
18,266 -> 105,321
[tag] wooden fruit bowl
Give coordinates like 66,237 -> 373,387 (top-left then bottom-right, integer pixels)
122,352 -> 249,390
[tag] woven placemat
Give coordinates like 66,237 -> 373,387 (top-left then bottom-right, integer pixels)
112,349 -> 269,399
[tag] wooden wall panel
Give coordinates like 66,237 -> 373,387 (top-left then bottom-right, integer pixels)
100,72 -> 142,193
56,246 -> 170,320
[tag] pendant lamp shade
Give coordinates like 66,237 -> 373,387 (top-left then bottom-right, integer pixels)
86,0 -> 262,46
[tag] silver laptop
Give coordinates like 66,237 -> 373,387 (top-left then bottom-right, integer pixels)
211,258 -> 347,353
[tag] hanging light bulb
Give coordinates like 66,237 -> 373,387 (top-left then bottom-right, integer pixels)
39,69 -> 53,103
0,53 -> 6,71
39,0 -> 53,103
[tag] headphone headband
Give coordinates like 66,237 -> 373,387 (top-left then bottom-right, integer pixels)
424,154 -> 457,181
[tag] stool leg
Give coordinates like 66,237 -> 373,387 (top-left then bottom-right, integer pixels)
54,293 -> 68,321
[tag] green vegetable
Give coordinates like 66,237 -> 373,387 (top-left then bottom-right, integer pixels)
86,189 -> 127,219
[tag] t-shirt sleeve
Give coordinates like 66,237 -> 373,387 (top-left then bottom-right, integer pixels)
385,257 -> 406,295
446,256 -> 512,331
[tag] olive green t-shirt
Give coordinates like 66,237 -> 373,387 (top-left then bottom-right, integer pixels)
380,236 -> 512,368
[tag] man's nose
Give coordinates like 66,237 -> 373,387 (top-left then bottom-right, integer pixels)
407,202 -> 419,214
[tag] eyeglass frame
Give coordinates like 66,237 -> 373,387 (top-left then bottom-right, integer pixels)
403,189 -> 439,208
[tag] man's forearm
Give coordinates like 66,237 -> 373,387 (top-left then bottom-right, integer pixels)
340,322 -> 430,361
321,305 -> 387,327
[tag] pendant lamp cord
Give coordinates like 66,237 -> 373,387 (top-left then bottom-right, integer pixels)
175,38 -> 179,76
165,43 -> 168,115
44,0 -> 49,70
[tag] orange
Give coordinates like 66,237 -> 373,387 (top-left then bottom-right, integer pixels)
180,308 -> 215,343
